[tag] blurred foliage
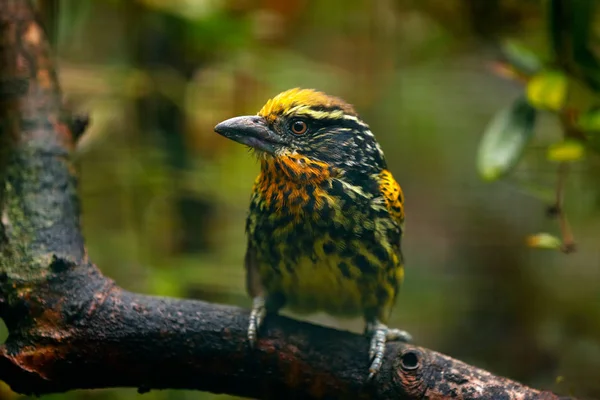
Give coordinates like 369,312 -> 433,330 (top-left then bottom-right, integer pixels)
476,95 -> 537,181
476,0 -> 600,252
2,0 -> 600,399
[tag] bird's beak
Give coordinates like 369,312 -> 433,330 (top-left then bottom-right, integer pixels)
214,115 -> 285,154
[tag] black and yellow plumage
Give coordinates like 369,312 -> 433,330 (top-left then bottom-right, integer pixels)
214,88 -> 411,379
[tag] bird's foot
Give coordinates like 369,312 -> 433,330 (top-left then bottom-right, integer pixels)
366,320 -> 412,380
248,296 -> 266,346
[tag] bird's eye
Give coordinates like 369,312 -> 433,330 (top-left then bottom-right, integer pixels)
290,119 -> 308,135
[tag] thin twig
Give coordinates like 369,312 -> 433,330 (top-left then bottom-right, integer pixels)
552,162 -> 576,253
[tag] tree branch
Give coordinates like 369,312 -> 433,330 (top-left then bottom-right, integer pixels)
0,1 -> 575,399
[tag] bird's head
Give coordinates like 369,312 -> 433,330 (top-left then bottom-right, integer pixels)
214,88 -> 387,174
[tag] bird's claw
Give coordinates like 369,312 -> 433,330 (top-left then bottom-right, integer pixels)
248,296 -> 266,347
366,321 -> 412,381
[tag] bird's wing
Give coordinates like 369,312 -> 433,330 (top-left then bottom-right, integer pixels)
379,169 -> 405,230
244,190 -> 264,298
244,242 -> 263,298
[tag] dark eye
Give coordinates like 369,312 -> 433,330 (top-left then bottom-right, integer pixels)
290,119 -> 308,135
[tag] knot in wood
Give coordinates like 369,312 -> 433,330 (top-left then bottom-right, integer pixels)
392,347 -> 427,398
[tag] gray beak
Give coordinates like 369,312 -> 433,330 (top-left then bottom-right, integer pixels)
214,115 -> 285,154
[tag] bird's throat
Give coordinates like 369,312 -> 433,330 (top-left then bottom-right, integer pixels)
255,154 -> 335,212
263,153 -> 334,183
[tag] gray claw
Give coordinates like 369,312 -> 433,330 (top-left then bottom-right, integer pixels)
248,296 -> 266,346
366,321 -> 412,380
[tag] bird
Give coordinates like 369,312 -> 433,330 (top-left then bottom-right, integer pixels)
214,88 -> 412,379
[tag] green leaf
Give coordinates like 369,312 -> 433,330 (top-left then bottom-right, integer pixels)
577,108 -> 600,131
576,109 -> 600,152
477,96 -> 537,181
547,140 -> 586,162
570,1 -> 600,77
526,70 -> 568,111
547,0 -> 574,64
501,40 -> 543,76
526,233 -> 562,250
547,0 -> 600,91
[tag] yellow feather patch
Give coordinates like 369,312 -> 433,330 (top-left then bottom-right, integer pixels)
379,169 -> 405,225
276,251 -> 365,317
258,88 -> 357,123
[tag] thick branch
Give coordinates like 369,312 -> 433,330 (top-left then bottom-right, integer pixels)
0,266 -> 569,400
0,0 -> 84,275
0,1 -> 575,399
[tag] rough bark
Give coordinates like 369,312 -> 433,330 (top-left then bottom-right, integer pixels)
0,1 -> 576,399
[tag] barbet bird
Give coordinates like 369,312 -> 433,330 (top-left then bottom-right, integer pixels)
214,88 -> 412,379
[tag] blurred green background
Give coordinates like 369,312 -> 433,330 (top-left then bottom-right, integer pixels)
2,0 -> 600,399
